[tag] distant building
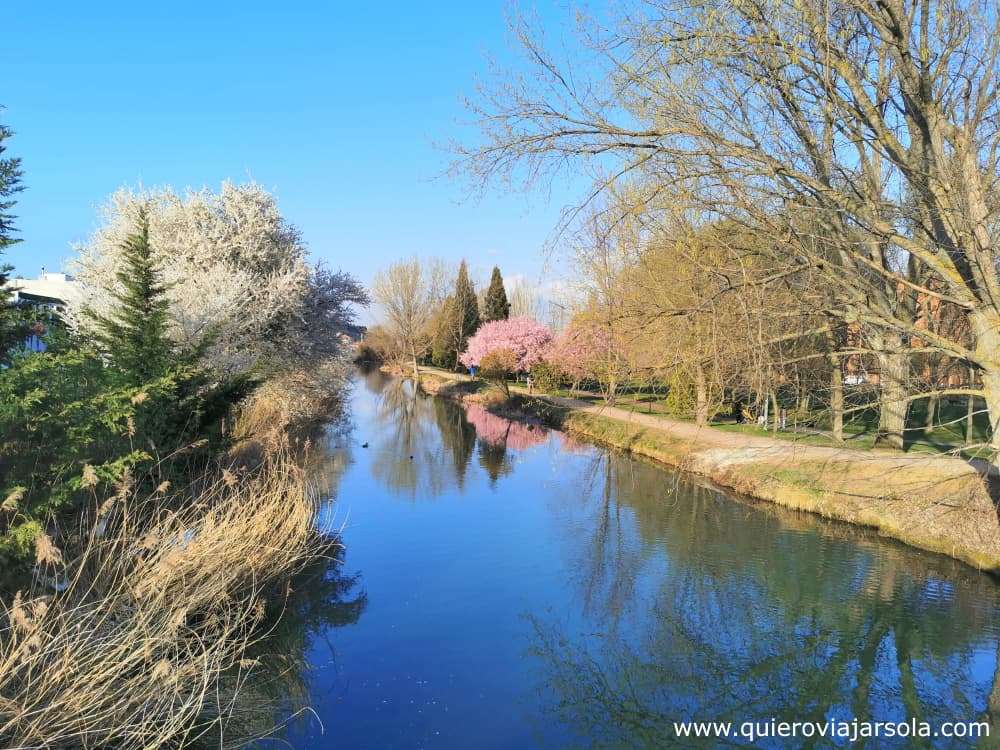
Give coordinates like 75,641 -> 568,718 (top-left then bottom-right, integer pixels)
4,271 -> 81,354
6,271 -> 81,313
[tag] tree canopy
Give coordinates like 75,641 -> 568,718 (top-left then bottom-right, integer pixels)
0,113 -> 24,355
459,316 -> 553,371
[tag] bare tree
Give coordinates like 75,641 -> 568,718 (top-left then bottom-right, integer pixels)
456,0 -> 1000,460
371,258 -> 448,381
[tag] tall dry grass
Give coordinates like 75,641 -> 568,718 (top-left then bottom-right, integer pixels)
236,361 -> 348,447
0,445 -> 335,749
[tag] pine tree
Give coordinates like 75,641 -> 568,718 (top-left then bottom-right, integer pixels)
0,115 -> 25,354
483,266 -> 510,322
85,209 -> 173,384
452,260 -> 480,369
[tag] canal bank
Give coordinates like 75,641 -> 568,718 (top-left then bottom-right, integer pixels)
414,367 -> 1000,573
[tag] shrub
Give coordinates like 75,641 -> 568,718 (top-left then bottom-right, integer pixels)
0,345 -> 245,562
479,348 -> 519,397
530,361 -> 566,393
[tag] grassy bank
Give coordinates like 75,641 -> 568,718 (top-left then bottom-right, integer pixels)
414,367 -> 1000,574
0,370 -> 343,748
544,405 -> 1000,573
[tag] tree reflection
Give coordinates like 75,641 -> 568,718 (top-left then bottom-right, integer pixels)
366,377 -> 458,498
531,452 -> 1000,748
361,371 -> 551,495
433,396 -> 477,490
195,551 -> 368,749
464,403 -> 548,486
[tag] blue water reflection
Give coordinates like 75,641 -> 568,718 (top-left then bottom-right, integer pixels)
269,369 -> 1000,749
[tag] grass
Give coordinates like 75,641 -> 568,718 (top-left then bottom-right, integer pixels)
543,384 -> 993,458
0,380 -> 340,749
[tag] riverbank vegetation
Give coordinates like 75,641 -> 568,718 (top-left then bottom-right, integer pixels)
0,115 -> 366,745
432,0 -> 1000,466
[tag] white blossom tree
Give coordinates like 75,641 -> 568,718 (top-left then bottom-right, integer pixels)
71,182 -> 366,377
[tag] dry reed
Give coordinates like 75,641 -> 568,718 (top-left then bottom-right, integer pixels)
0,445 -> 334,749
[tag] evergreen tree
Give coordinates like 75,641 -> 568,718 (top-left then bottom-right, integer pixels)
452,260 -> 480,369
0,114 -> 24,354
431,295 -> 457,368
85,209 -> 173,384
483,266 -> 510,321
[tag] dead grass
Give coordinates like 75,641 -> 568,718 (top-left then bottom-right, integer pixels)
236,360 -> 348,447
0,387 -> 339,748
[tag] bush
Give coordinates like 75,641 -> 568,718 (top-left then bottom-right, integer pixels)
479,348 -> 519,397
0,344 -> 246,562
530,361 -> 566,393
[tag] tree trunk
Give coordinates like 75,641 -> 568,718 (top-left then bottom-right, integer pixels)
823,327 -> 845,443
770,391 -> 779,432
967,366 -> 977,446
971,310 -> 1000,463
695,362 -> 709,427
605,373 -> 618,406
874,338 -> 909,450
798,390 -> 810,413
830,358 -> 844,443
923,394 -> 938,436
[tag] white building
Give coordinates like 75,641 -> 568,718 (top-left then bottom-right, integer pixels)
4,271 -> 81,354
6,271 -> 81,313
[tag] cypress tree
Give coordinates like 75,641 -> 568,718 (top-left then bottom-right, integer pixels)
483,266 -> 510,321
452,260 -> 479,368
85,209 -> 173,384
0,114 -> 24,354
431,295 -> 457,368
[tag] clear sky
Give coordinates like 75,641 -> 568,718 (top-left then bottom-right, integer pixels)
2,1 -> 581,295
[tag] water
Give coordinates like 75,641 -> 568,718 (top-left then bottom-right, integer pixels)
265,370 -> 1000,748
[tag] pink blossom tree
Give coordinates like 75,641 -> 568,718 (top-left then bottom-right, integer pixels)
546,319 -> 630,403
459,316 -> 553,372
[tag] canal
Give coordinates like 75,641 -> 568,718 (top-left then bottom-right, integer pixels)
269,369 -> 1000,748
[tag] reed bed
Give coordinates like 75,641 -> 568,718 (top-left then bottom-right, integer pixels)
0,446 -> 334,749
236,362 -> 348,446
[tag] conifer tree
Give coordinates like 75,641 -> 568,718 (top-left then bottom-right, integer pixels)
85,209 -> 173,384
431,295 -> 457,368
452,260 -> 479,368
483,266 -> 510,322
0,115 -> 24,354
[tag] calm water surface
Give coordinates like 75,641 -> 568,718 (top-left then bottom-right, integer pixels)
267,370 -> 1000,748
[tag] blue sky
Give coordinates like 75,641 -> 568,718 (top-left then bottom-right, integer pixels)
3,1 -> 582,294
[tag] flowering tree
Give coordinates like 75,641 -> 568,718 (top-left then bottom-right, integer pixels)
458,316 -> 552,372
547,318 -> 631,403
71,183 -> 366,377
478,348 -> 519,396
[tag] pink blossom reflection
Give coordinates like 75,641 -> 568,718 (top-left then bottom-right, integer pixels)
556,432 -> 592,455
464,403 -> 549,450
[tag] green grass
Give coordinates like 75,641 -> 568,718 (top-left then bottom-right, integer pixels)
542,385 -> 992,459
